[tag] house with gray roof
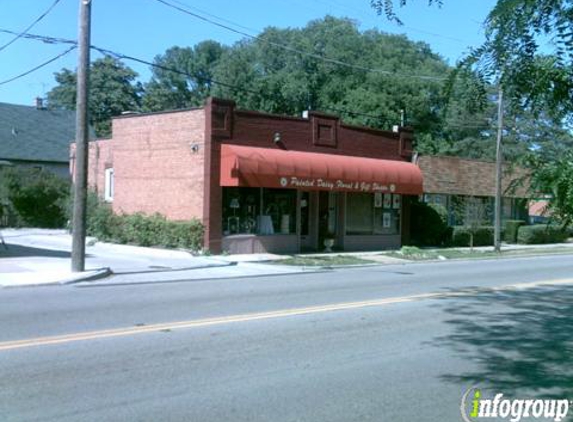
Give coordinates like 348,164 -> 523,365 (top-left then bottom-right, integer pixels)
0,99 -> 76,178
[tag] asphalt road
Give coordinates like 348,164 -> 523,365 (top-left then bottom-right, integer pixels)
1,255 -> 573,421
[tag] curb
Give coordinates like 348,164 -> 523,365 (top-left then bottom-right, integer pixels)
2,267 -> 112,289
1,262 -> 236,289
61,267 -> 113,285
75,268 -> 332,288
109,261 -> 237,276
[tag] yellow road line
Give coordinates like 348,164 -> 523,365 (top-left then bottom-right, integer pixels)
1,278 -> 572,352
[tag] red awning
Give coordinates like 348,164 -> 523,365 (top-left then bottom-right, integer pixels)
220,144 -> 423,195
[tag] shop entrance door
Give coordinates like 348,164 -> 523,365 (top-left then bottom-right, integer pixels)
300,191 -> 314,251
318,191 -> 338,250
299,191 -> 339,252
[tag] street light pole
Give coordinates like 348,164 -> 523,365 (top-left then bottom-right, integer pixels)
494,86 -> 504,253
71,0 -> 92,272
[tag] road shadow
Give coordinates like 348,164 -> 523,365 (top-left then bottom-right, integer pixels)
0,243 -> 71,258
433,284 -> 573,398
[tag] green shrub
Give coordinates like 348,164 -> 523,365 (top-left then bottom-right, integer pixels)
428,203 -> 448,224
503,220 -> 526,243
84,194 -> 204,251
85,193 -> 118,241
409,200 -> 451,246
0,167 -> 70,228
517,224 -> 568,244
452,226 -> 496,247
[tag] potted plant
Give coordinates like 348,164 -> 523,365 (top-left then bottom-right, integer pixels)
323,231 -> 335,253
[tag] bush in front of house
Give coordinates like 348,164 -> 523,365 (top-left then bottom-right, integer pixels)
85,195 -> 204,251
516,224 -> 569,244
0,166 -> 70,228
409,200 -> 451,246
451,226 -> 496,247
503,220 -> 527,243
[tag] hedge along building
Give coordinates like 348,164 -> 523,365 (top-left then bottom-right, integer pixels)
73,98 -> 423,254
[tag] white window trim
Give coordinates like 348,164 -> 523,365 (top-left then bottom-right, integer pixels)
104,168 -> 114,202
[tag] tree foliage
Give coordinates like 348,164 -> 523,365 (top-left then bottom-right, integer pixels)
0,167 -> 70,228
47,57 -> 143,137
370,0 -> 573,121
142,41 -> 226,112
45,15 -> 573,163
528,152 -> 573,229
212,17 -> 450,130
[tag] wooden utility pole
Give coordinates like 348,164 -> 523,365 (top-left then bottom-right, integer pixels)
493,87 -> 504,253
71,0 -> 92,272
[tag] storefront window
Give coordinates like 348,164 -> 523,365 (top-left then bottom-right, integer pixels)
374,193 -> 401,235
222,187 -> 296,236
222,188 -> 261,235
262,188 -> 296,235
346,192 -> 401,235
346,193 -> 373,235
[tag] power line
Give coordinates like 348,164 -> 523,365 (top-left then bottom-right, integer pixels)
0,0 -> 63,53
91,45 -> 395,124
0,27 -> 394,124
0,45 -> 76,87
168,0 -> 262,35
151,0 -> 448,82
0,27 -> 430,128
0,28 -> 76,47
90,45 -> 262,96
0,28 -> 472,130
322,105 -> 397,125
306,0 -> 474,45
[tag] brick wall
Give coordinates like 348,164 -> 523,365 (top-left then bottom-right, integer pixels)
74,99 -> 413,252
70,139 -> 113,195
103,109 -> 205,220
418,155 -> 530,198
227,109 -> 407,160
202,99 -> 411,252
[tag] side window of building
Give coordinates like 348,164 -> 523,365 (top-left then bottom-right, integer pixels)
104,168 -> 114,202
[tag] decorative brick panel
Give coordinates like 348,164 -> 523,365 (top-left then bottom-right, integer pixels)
312,113 -> 338,148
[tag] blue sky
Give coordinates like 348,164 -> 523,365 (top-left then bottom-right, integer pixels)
0,0 -> 496,106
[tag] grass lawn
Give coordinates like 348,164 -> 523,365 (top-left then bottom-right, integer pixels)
277,255 -> 375,266
385,246 -> 573,261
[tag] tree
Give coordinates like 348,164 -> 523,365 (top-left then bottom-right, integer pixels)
453,196 -> 491,250
437,82 -> 573,162
212,16 -> 453,144
47,57 -> 142,137
370,0 -> 573,121
141,41 -> 226,112
528,152 -> 573,229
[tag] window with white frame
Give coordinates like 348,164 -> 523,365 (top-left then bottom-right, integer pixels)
104,168 -> 114,202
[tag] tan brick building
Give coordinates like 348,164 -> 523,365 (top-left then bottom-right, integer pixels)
417,155 -> 530,225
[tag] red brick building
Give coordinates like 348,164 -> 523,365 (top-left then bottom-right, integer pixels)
74,98 -> 424,254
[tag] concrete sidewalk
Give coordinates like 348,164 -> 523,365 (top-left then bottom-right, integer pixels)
0,229 -> 233,288
0,229 -> 319,288
2,228 -> 573,288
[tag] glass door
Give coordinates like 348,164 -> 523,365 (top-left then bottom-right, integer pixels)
319,191 -> 338,248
